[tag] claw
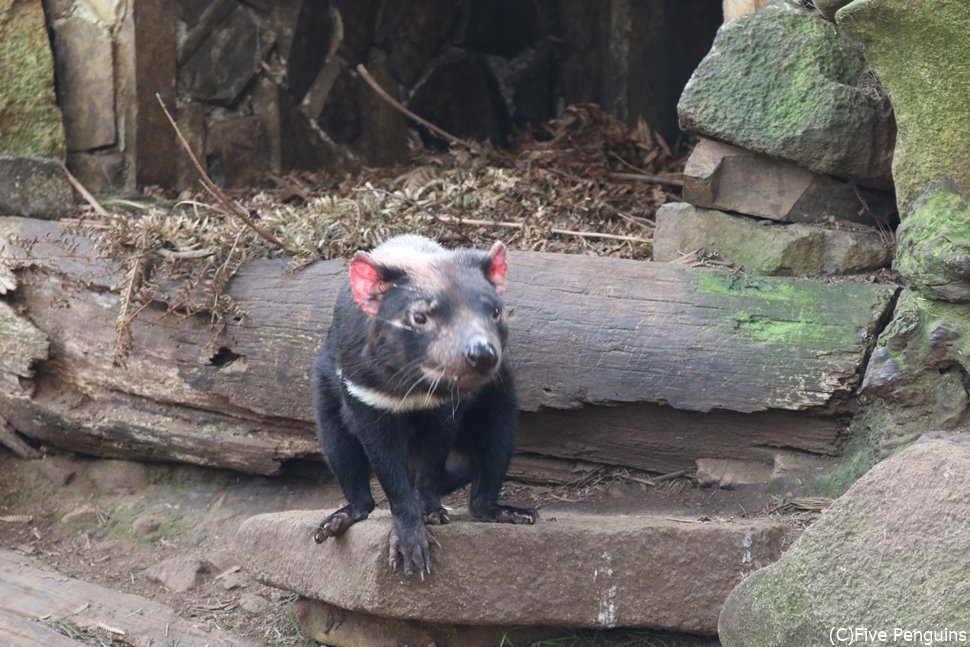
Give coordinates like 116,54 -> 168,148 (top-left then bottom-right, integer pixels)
388,521 -> 438,578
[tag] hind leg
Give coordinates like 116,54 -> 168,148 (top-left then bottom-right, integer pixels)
461,380 -> 539,525
312,356 -> 375,542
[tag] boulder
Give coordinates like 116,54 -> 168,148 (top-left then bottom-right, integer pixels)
0,156 -> 73,219
0,0 -> 66,159
678,0 -> 894,187
653,202 -> 891,276
837,0 -> 970,211
719,439 -> 970,646
862,289 -> 970,453
894,180 -> 970,302
683,139 -> 894,225
236,509 -> 792,634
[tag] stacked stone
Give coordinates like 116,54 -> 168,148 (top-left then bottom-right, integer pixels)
654,0 -> 897,277
706,3 -> 970,644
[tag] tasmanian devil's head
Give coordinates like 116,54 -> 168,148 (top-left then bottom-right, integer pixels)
348,235 -> 509,395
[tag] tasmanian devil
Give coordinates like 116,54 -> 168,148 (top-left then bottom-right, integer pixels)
311,234 -> 539,576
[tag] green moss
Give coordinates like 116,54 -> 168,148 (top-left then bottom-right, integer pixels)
894,181 -> 970,300
734,311 -> 830,346
0,1 -> 66,158
694,271 -> 799,302
837,0 -> 970,211
810,447 -> 877,498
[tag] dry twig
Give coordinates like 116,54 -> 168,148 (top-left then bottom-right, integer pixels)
356,64 -> 481,153
155,93 -> 301,256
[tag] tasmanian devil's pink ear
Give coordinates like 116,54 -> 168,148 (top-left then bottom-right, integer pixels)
349,251 -> 386,316
485,241 -> 507,294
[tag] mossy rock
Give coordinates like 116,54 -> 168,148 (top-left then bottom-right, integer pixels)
837,0 -> 970,212
719,439 -> 970,646
0,0 -> 66,159
862,288 -> 970,452
678,0 -> 894,187
894,180 -> 970,302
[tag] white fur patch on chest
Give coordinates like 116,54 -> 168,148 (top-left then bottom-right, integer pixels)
339,372 -> 448,412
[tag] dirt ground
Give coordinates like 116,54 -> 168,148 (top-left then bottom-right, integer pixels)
0,448 -> 810,646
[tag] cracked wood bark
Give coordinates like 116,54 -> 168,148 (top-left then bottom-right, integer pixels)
0,549 -> 254,647
0,217 -> 897,475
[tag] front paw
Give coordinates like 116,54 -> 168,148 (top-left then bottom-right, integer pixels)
388,519 -> 440,578
313,504 -> 369,543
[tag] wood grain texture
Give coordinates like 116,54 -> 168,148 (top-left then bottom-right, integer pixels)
0,549 -> 255,646
0,217 -> 896,474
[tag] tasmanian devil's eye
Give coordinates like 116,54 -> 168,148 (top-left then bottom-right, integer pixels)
411,311 -> 429,326
491,305 -> 501,320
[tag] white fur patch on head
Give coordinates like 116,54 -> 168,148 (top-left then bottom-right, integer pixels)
368,235 -> 465,293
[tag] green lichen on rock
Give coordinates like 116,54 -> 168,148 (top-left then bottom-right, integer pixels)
837,0 -> 970,211
894,180 -> 970,302
719,440 -> 970,646
0,0 -> 66,158
678,0 -> 894,186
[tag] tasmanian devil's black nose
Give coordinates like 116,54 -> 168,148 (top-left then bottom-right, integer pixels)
465,336 -> 497,370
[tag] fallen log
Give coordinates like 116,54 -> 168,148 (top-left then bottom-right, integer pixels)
0,216 -> 897,475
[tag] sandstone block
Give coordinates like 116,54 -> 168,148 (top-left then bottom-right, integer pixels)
181,7 -> 260,106
293,598 -> 562,647
236,509 -> 791,634
0,0 -> 66,158
893,177 -> 970,302
653,203 -> 891,276
52,15 -> 116,151
683,139 -> 894,225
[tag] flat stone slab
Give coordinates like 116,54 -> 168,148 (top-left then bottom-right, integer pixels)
235,509 -> 793,634
654,202 -> 892,276
683,139 -> 894,225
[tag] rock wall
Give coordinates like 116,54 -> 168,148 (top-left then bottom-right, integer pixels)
657,1 -> 896,278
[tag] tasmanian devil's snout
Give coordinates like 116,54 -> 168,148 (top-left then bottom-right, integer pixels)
464,334 -> 497,370
311,234 -> 538,578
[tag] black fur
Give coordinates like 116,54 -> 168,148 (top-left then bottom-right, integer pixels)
312,239 -> 538,577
